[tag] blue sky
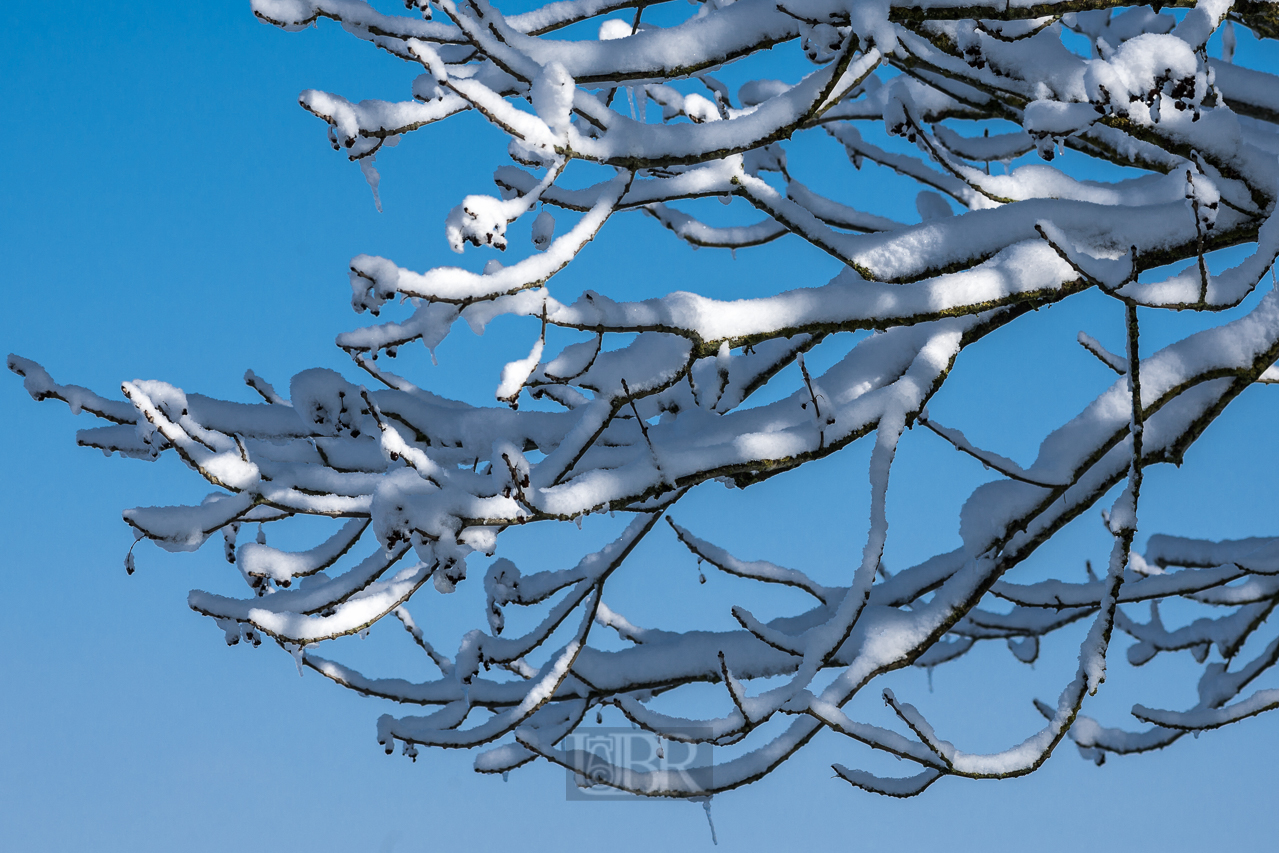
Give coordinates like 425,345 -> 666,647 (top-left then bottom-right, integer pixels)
3,4 -> 1277,851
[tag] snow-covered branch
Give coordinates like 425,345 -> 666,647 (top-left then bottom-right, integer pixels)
13,0 -> 1279,805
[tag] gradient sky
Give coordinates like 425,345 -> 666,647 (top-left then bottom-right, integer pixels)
3,4 -> 1277,851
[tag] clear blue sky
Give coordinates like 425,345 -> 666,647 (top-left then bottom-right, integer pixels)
3,4 -> 1277,851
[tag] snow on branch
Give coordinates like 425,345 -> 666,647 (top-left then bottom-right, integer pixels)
14,0 -> 1279,806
